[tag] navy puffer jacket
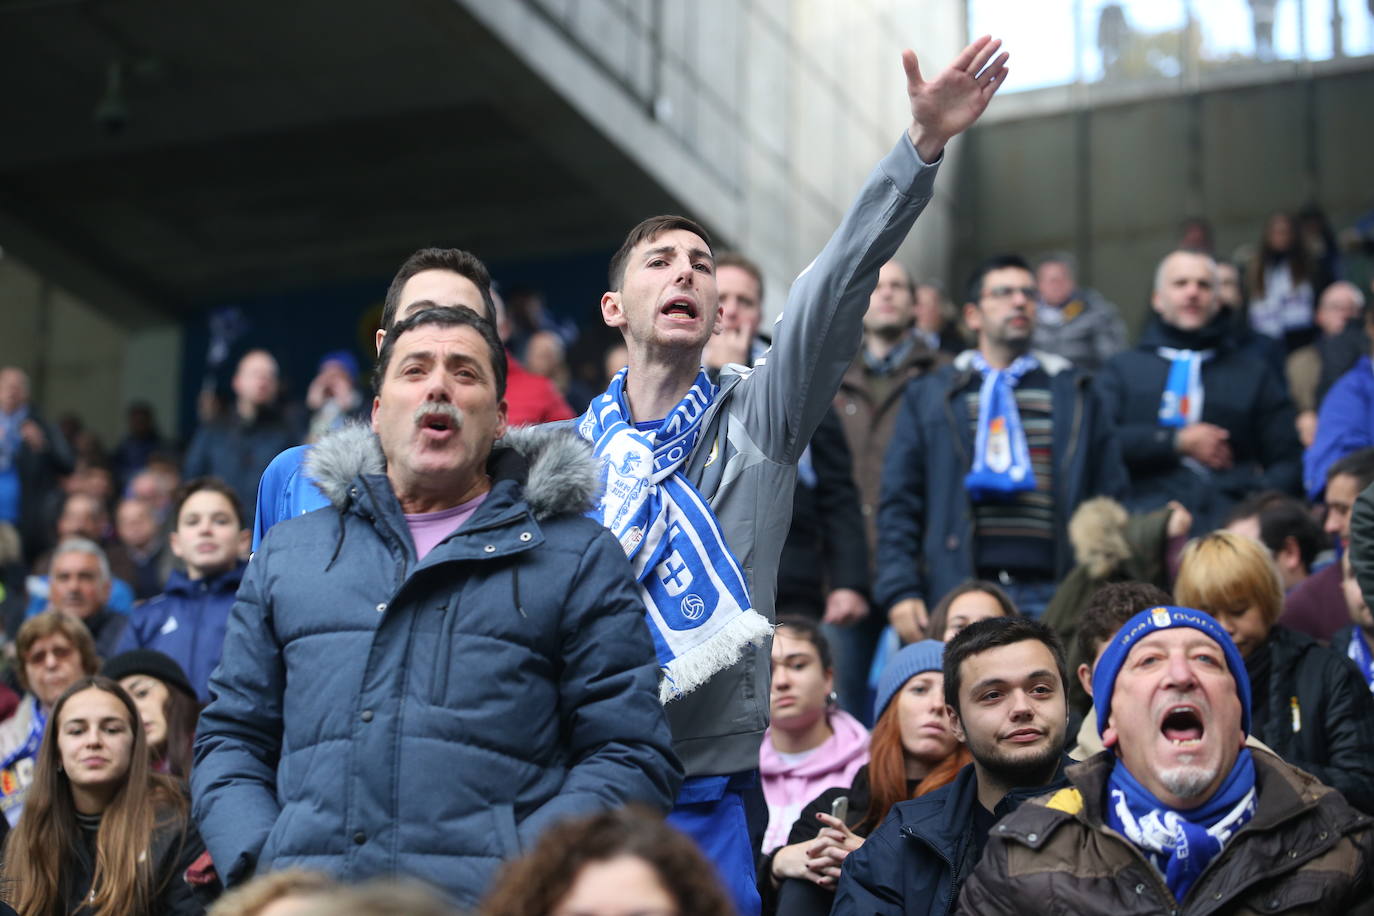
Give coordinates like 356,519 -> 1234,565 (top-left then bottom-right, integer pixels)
191,425 -> 682,905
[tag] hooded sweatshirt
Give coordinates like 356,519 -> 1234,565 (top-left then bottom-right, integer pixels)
760,709 -> 869,852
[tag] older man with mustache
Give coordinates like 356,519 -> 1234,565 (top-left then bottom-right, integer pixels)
958,605 -> 1374,914
193,306 -> 680,908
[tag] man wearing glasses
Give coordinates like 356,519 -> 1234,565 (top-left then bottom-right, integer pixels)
875,255 -> 1128,633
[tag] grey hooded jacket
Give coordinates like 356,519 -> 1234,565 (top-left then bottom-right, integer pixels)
192,425 -> 681,905
657,133 -> 941,776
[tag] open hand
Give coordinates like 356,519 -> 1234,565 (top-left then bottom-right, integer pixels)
905,35 -> 1010,162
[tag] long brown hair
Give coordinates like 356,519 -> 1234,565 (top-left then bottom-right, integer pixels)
157,685 -> 200,781
1247,211 -> 1311,299
482,806 -> 733,916
856,691 -> 971,834
2,677 -> 188,916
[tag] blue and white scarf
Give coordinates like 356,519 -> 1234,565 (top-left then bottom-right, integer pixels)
1348,629 -> 1374,693
964,352 -> 1038,501
1106,749 -> 1257,902
1156,347 -> 1212,428
579,368 -> 772,703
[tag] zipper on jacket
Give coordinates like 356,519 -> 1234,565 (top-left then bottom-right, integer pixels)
431,594 -> 462,701
901,822 -> 963,915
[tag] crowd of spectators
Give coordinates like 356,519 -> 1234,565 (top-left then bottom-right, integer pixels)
2,31 -> 1374,916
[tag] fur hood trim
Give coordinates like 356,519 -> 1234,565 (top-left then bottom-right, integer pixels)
1068,496 -> 1131,578
305,423 -> 599,520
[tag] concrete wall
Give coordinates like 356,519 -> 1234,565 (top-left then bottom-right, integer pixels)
0,254 -> 182,447
958,59 -> 1374,336
461,0 -> 968,316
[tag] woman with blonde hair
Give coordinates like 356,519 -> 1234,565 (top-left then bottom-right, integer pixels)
1175,531 -> 1374,813
1,676 -> 205,914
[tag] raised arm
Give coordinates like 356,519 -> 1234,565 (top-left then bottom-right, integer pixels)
731,38 -> 1009,463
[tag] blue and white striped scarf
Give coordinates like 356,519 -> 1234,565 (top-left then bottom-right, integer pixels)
579,368 -> 772,703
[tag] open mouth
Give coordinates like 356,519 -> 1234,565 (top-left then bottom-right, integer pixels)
419,413 -> 456,433
661,297 -> 698,320
1160,706 -> 1205,745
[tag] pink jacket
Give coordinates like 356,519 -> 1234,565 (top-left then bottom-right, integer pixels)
759,709 -> 869,852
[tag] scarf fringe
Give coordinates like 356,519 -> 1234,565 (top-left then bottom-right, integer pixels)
659,609 -> 773,704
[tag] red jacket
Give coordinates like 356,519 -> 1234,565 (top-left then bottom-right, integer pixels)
505,353 -> 574,426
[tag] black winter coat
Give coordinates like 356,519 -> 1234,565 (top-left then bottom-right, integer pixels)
1094,315 -> 1302,533
775,407 -> 869,616
832,760 -> 1072,916
1246,625 -> 1374,814
61,807 -> 206,915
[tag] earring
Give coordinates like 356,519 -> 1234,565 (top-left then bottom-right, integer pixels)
827,690 -> 839,708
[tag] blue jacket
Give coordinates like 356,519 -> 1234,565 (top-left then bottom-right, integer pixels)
116,562 -> 247,702
1095,316 -> 1302,531
874,351 -> 1128,611
1305,356 -> 1374,500
252,445 -> 329,551
833,760 -> 1072,916
191,425 -> 681,906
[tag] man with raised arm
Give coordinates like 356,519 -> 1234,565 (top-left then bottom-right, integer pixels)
577,37 -> 1009,914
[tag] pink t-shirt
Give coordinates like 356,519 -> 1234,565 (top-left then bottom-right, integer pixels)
404,492 -> 489,561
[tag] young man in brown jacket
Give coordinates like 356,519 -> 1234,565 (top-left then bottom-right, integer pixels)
959,605 -> 1374,914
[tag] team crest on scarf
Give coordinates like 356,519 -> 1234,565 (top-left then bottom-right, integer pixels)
579,368 -> 772,702
964,352 -> 1038,499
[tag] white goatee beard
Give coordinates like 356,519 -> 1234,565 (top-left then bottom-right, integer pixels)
1158,764 -> 1218,800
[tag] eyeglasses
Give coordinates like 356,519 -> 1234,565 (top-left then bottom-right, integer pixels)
982,285 -> 1039,301
26,645 -> 74,667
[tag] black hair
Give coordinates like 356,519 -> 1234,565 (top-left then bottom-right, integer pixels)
1226,490 -> 1324,574
965,254 -> 1033,305
774,615 -> 833,671
607,215 -> 714,292
943,616 -> 1066,718
1328,447 -> 1374,494
373,305 -> 507,400
380,247 -> 495,331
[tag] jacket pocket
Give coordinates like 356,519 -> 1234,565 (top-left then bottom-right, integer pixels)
429,596 -> 462,703
490,803 -> 521,858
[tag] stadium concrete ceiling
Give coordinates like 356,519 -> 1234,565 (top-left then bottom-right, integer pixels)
0,0 -> 682,324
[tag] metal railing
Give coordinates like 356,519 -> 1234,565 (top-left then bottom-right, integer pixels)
970,0 -> 1374,93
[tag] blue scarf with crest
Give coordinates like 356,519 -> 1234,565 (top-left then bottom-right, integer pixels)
1106,749 -> 1257,902
579,368 -> 771,703
964,352 -> 1038,501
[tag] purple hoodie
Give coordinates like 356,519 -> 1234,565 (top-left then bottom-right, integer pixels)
759,709 -> 870,852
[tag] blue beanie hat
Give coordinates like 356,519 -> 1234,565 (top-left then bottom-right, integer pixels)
874,640 -> 945,722
318,349 -> 359,380
1092,605 -> 1251,739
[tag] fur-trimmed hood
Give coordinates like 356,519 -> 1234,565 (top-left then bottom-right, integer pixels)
304,422 -> 599,520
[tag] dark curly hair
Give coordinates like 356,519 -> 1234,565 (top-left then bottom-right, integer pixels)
480,806 -> 735,916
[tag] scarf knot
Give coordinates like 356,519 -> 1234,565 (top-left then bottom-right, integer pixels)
964,352 -> 1039,501
1106,749 -> 1257,902
579,368 -> 772,703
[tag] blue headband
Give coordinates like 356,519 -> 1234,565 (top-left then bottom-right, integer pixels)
1092,605 -> 1251,738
